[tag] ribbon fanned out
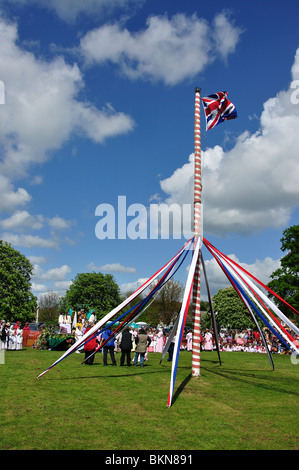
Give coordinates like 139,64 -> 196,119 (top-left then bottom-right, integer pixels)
37,237 -> 195,379
37,235 -> 299,409
203,238 -> 299,355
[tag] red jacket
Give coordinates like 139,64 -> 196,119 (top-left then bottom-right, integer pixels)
84,328 -> 97,351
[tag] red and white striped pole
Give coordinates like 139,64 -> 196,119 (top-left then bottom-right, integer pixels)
192,87 -> 202,377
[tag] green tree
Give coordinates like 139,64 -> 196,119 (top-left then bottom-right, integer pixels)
60,272 -> 121,320
212,286 -> 257,329
0,240 -> 37,322
267,225 -> 299,323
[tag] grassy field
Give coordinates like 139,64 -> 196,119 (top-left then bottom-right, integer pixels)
1,347 -> 298,451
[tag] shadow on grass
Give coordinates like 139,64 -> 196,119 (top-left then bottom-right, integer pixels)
202,365 -> 299,397
40,362 -> 191,382
171,372 -> 193,406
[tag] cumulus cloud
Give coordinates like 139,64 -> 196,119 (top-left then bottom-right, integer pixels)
155,47 -> 299,236
28,255 -> 47,265
39,264 -> 72,281
0,0 -> 143,22
47,216 -> 74,231
0,175 -> 31,212
80,12 -> 243,85
31,282 -> 47,293
53,280 -> 72,291
119,277 -> 148,294
1,232 -> 59,249
200,254 -> 280,299
87,261 -> 136,273
0,210 -> 44,231
0,14 -> 134,213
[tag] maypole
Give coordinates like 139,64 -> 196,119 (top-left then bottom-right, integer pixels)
192,87 -> 202,377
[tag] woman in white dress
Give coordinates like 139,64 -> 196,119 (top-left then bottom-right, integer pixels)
8,325 -> 16,350
16,326 -> 23,350
75,325 -> 84,353
186,331 -> 192,351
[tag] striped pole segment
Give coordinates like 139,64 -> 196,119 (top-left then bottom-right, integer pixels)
192,87 -> 202,377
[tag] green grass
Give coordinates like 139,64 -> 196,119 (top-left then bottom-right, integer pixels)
0,348 -> 298,450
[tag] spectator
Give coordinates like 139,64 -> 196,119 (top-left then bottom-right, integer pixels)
203,329 -> 213,351
83,327 -> 98,365
186,330 -> 192,351
16,325 -> 23,350
156,328 -> 164,353
100,327 -> 117,366
133,328 -> 151,367
0,323 -> 8,350
119,326 -> 133,366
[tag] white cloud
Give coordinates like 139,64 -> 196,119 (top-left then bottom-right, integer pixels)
0,0 -> 143,22
1,232 -> 59,249
80,12 -> 242,85
200,254 -> 280,299
155,48 -> 299,236
119,277 -> 148,294
28,255 -> 47,265
31,282 -> 47,293
54,280 -> 72,291
87,261 -> 136,273
213,12 -> 242,61
0,210 -> 44,231
0,14 -> 134,213
47,216 -> 74,231
39,264 -> 72,281
0,175 -> 31,212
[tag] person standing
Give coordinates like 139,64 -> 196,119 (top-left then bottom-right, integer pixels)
119,326 -> 133,366
8,325 -> 16,350
186,330 -> 192,351
167,335 -> 176,362
83,327 -> 98,365
203,330 -> 213,351
75,325 -> 84,353
101,327 -> 117,366
0,323 -> 8,350
23,323 -> 30,347
16,325 -> 23,350
133,328 -> 151,367
156,328 -> 164,353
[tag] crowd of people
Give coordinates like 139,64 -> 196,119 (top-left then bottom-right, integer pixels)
74,323 -> 296,368
0,320 -> 30,350
1,313 -> 296,359
216,327 -> 296,354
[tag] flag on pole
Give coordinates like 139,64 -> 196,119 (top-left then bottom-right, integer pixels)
202,91 -> 237,131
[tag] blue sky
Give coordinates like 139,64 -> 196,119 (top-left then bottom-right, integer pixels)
0,0 -> 298,305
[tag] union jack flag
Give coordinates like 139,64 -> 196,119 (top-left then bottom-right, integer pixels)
202,91 -> 237,131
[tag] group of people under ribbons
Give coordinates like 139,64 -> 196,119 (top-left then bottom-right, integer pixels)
75,323 -> 191,366
76,322 -> 295,366
80,326 -> 156,367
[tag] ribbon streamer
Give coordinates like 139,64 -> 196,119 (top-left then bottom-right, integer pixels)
203,238 -> 299,355
167,236 -> 201,407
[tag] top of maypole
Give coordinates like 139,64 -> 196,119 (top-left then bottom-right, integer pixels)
195,87 -> 201,93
